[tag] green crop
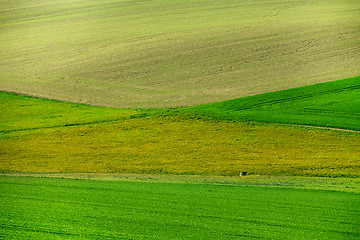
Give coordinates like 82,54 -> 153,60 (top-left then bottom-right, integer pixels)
184,76 -> 360,131
1,177 -> 359,239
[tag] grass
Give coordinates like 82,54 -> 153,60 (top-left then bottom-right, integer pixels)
1,1 -> 359,237
1,77 -> 360,176
1,176 -> 359,239
0,91 -> 141,133
183,76 -> 360,131
2,114 -> 360,177
4,173 -> 360,193
1,0 -> 359,108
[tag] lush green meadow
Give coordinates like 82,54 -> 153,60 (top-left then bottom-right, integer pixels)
1,0 -> 359,108
1,77 -> 360,176
1,176 -> 359,239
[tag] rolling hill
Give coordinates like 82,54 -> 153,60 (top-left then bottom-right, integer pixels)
1,1 -> 359,239
1,0 -> 359,108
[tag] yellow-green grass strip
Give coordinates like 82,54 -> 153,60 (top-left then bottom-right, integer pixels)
1,113 -> 359,177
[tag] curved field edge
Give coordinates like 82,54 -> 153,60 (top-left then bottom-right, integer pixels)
1,78 -> 360,177
1,176 -> 359,239
1,0 -> 359,108
2,76 -> 359,132
182,76 -> 360,131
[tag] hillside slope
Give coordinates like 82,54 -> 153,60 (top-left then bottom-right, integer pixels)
185,76 -> 360,131
1,0 -> 359,108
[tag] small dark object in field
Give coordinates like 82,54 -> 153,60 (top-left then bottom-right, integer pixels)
239,172 -> 247,176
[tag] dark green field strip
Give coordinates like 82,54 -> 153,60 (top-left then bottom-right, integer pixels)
0,177 -> 359,239
184,76 -> 360,131
194,77 -> 360,111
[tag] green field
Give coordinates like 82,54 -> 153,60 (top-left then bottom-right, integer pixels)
1,77 -> 359,176
1,176 -> 359,239
184,76 -> 360,131
1,0 -> 359,108
1,1 -> 360,238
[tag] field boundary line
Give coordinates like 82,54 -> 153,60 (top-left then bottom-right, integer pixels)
1,173 -> 359,193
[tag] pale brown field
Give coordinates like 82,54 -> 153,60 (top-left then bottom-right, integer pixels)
1,0 -> 359,108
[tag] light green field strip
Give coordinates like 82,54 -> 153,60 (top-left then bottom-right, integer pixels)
1,0 -> 359,108
0,91 -> 141,133
2,173 -> 360,193
1,177 -> 359,239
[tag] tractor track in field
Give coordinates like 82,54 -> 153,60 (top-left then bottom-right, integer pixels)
272,123 -> 360,134
223,84 -> 360,111
0,118 -> 126,134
